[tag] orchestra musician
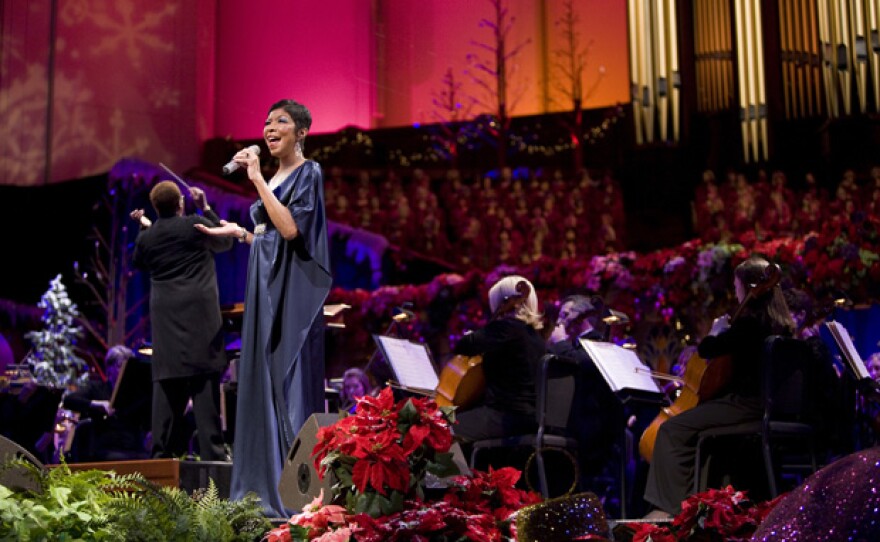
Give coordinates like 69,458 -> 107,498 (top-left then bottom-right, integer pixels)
450,275 -> 546,452
61,345 -> 149,461
547,295 -> 620,480
643,256 -> 795,519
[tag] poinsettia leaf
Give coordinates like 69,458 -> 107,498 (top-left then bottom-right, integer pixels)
383,490 -> 405,515
354,491 -> 392,518
397,399 -> 419,432
426,452 -> 460,478
288,524 -> 311,540
352,492 -> 375,515
439,405 -> 456,423
333,465 -> 353,487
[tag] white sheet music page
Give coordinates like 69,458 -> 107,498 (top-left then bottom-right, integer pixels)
375,336 -> 439,391
578,338 -> 662,394
825,321 -> 871,380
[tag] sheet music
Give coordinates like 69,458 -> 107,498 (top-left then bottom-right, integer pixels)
825,321 -> 871,380
579,338 -> 662,394
373,335 -> 439,391
324,303 -> 350,318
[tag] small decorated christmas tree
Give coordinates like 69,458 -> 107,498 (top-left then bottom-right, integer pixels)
25,274 -> 89,387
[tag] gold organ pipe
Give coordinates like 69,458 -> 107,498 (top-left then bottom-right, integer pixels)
753,0 -> 768,161
735,0 -> 751,161
627,0 -> 644,144
852,0 -> 866,112
668,0 -> 680,140
781,0 -> 793,117
722,1 -> 733,108
835,0 -> 852,114
794,0 -> 806,118
743,0 -> 758,161
655,0 -> 668,141
817,0 -> 837,116
804,0 -> 818,116
639,0 -> 655,143
869,0 -> 880,110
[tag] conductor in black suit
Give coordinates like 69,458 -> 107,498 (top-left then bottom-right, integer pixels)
132,180 -> 232,461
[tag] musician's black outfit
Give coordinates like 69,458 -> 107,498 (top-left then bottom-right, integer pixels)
643,316 -> 773,515
451,317 -> 546,442
63,378 -> 148,461
133,208 -> 232,461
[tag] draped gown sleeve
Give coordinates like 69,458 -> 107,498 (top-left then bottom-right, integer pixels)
230,160 -> 332,518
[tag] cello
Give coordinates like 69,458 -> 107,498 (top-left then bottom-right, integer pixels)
638,262 -> 781,462
434,279 -> 532,409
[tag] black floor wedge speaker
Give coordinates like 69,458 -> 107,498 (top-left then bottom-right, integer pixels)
0,434 -> 43,492
278,412 -> 470,511
278,413 -> 340,512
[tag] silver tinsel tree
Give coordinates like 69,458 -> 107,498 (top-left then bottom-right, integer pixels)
25,274 -> 89,388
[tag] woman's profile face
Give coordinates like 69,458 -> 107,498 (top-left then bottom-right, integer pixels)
343,377 -> 366,399
734,276 -> 746,304
868,357 -> 880,382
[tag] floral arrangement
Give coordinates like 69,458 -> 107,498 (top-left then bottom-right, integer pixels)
264,388 -> 542,542
312,387 -> 459,515
325,211 -> 879,373
265,466 -> 540,542
801,212 -> 880,301
624,486 -> 781,542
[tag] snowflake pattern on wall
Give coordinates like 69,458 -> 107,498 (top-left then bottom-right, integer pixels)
1,0 -> 196,184
81,1 -> 178,70
0,64 -> 96,185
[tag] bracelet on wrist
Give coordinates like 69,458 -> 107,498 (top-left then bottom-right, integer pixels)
237,227 -> 248,242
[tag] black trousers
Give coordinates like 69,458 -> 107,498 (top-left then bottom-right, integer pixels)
151,372 -> 226,461
643,393 -> 762,514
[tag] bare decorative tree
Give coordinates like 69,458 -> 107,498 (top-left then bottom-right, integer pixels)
73,177 -> 147,358
465,0 -> 530,168
552,0 -> 605,172
429,68 -> 478,168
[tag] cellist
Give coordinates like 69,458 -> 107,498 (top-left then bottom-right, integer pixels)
643,256 -> 795,519
450,275 -> 546,456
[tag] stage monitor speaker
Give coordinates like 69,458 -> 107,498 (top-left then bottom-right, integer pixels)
0,434 -> 44,493
278,412 -> 340,512
278,412 -> 471,511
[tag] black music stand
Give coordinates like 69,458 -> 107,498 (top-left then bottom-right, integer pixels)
109,355 -> 152,430
578,338 -> 665,519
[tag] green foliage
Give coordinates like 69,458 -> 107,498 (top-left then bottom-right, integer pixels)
0,458 -> 138,541
106,478 -> 272,542
0,460 -> 271,542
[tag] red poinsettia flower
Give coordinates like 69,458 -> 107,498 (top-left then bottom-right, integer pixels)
400,399 -> 453,454
350,433 -> 410,495
354,387 -> 400,430
629,521 -> 676,542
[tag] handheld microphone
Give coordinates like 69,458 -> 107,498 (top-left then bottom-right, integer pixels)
222,145 -> 261,175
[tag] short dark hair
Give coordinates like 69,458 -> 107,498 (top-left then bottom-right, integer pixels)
149,181 -> 181,218
105,345 -> 133,368
268,99 -> 312,132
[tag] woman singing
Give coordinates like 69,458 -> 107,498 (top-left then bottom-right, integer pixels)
197,99 -> 331,517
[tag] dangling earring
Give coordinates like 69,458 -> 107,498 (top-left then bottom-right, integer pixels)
294,140 -> 304,159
